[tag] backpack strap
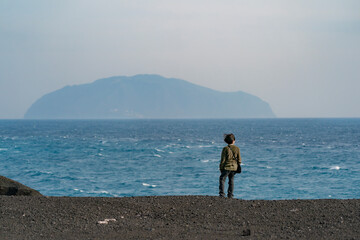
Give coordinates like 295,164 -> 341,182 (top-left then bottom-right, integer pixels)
227,145 -> 238,161
228,145 -> 242,174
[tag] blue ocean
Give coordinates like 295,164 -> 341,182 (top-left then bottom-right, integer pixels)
1,119 -> 359,200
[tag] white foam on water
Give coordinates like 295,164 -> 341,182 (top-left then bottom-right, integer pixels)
92,190 -> 110,194
164,144 -> 177,148
185,146 -> 191,148
201,159 -> 218,163
198,145 -> 212,148
155,148 -> 165,152
330,166 -> 341,170
266,166 -> 272,169
154,154 -> 161,158
0,148 -> 8,151
142,183 -> 157,188
74,188 -> 85,193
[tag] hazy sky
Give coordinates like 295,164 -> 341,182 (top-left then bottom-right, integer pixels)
1,0 -> 359,118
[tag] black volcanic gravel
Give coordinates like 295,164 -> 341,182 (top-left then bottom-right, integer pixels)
0,196 -> 359,239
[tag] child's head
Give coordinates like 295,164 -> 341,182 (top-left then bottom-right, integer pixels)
224,133 -> 235,144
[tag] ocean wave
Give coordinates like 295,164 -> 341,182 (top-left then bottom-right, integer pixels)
80,189 -> 117,196
142,183 -> 157,188
164,144 -> 178,149
74,188 -> 84,193
330,166 -> 341,170
25,170 -> 53,177
155,148 -> 165,152
201,159 -> 217,163
92,190 -> 111,194
154,154 -> 161,158
0,148 -> 8,151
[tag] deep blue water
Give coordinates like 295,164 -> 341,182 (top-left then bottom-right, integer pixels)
0,119 -> 359,200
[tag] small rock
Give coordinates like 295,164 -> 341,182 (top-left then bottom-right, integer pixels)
97,221 -> 108,225
104,218 -> 116,222
242,229 -> 251,236
97,218 -> 116,224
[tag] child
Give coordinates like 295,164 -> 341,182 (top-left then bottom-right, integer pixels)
219,133 -> 241,198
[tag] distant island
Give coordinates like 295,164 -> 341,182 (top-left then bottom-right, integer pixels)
24,74 -> 275,119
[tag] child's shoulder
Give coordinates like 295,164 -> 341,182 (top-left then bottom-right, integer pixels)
231,144 -> 240,150
224,145 -> 239,150
222,145 -> 231,151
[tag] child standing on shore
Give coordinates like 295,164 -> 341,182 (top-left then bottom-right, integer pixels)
219,133 -> 241,198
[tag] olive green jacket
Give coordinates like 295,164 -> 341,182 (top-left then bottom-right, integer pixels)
219,144 -> 241,171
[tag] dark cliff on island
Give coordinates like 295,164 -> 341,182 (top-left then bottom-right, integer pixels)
24,74 -> 276,119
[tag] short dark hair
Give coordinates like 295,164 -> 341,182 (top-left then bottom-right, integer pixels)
224,133 -> 235,144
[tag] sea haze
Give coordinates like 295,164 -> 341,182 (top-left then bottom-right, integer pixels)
0,119 -> 359,200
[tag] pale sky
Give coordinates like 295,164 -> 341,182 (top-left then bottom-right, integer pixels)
1,0 -> 359,118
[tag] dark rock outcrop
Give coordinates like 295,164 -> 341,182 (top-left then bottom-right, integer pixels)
0,175 -> 42,196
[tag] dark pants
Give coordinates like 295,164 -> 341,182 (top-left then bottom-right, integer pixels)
219,170 -> 235,198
